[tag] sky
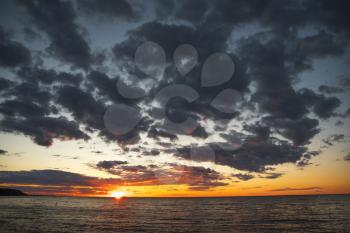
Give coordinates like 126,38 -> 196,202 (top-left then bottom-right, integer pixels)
0,0 -> 349,197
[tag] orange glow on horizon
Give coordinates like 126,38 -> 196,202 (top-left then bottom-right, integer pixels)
110,191 -> 128,199
2,183 -> 349,198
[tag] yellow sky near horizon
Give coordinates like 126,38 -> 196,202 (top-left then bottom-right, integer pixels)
1,131 -> 349,197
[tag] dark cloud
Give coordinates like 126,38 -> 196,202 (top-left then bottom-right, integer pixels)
0,0 -> 349,179
180,165 -> 228,190
0,25 -> 31,67
263,117 -> 320,146
312,96 -> 341,119
0,100 -> 49,117
232,173 -> 254,181
0,116 -> 89,146
51,154 -> 79,160
0,169 -> 122,195
96,160 -> 128,170
270,187 -> 323,192
93,160 -> 155,183
91,150 -> 103,154
174,0 -> 209,24
56,85 -> 105,130
22,27 -> 42,41
87,70 -> 130,103
94,161 -> 156,182
339,77 -> 350,88
16,67 -> 82,85
260,173 -> 283,179
93,161 -> 228,190
335,120 -> 344,126
318,85 -> 344,94
20,0 -> 91,69
67,71 -> 150,145
177,0 -> 266,27
296,159 -> 312,168
296,150 -> 320,168
77,0 -> 135,20
174,138 -> 308,173
17,67 -> 57,84
235,0 -> 350,35
147,127 -> 178,141
0,70 -> 94,147
111,21 -> 250,143
0,169 -> 114,186
56,72 -> 83,86
5,82 -> 51,106
216,140 -> 306,172
228,8 -> 347,157
0,149 -> 8,155
315,0 -> 350,33
106,1 -> 347,154
240,38 -> 306,117
243,123 -> 270,141
343,108 -> 350,118
189,125 -> 208,139
113,21 -> 249,93
100,115 -> 150,146
119,20 -> 230,55
344,153 -> 350,162
322,134 -> 346,146
0,78 -> 13,92
240,33 -> 342,120
157,0 -> 350,38
142,149 -> 161,156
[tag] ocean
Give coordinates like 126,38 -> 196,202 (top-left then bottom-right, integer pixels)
0,195 -> 349,233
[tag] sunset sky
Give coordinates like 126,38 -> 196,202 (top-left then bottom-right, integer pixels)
0,0 -> 349,197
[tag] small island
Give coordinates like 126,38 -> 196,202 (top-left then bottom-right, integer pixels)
0,188 -> 27,196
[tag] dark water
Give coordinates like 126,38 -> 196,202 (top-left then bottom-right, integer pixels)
0,195 -> 349,233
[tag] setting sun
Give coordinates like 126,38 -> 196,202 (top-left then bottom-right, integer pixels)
1,0 -> 350,232
111,191 -> 127,199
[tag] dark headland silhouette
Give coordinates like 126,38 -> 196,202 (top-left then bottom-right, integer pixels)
0,188 -> 27,196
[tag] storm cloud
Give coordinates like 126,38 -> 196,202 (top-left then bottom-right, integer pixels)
0,169 -> 122,195
93,160 -> 228,190
0,26 -> 31,67
19,0 -> 91,69
0,0 -> 349,187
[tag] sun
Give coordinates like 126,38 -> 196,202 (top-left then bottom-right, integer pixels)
111,191 -> 127,199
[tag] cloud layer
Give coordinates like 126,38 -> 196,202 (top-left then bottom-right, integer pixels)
0,0 -> 350,192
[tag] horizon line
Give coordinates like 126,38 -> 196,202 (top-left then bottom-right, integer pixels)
23,193 -> 350,199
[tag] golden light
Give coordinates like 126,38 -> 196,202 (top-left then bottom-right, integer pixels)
111,191 -> 127,199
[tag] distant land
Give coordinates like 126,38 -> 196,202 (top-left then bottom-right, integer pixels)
0,188 -> 27,196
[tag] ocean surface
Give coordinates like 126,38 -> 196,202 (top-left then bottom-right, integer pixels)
0,195 -> 349,233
